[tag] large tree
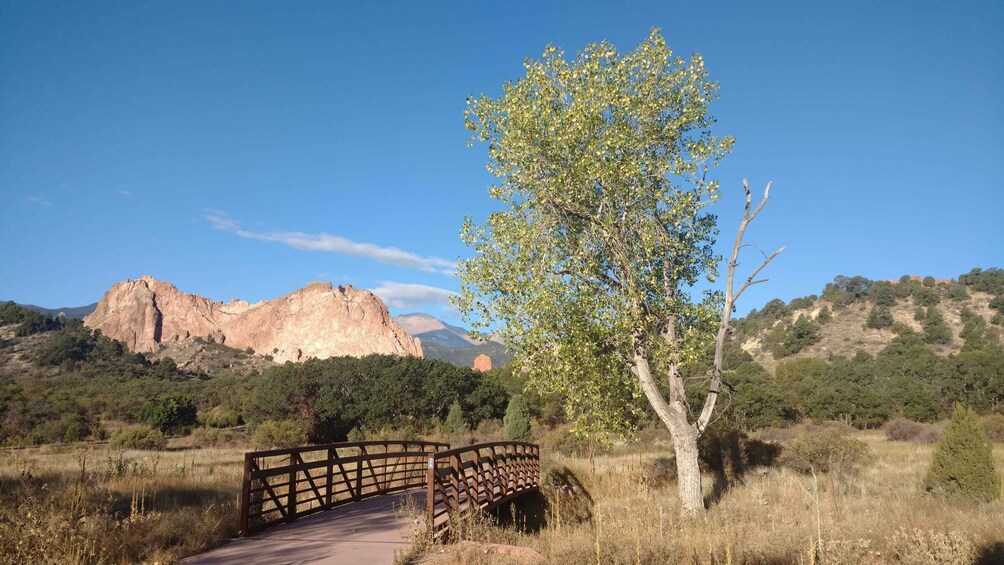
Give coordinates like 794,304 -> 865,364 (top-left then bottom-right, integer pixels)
457,29 -> 782,513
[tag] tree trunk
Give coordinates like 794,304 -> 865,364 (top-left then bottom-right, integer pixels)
670,421 -> 703,513
632,351 -> 704,513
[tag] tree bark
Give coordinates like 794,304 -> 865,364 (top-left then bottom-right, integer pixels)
632,352 -> 704,513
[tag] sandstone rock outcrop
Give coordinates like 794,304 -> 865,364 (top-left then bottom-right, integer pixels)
84,276 -> 423,362
472,353 -> 492,372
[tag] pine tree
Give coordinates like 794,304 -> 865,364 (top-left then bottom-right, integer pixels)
865,305 -> 893,329
503,394 -> 531,440
443,401 -> 467,435
924,405 -> 999,501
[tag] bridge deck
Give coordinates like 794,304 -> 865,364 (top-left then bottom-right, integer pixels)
182,489 -> 425,565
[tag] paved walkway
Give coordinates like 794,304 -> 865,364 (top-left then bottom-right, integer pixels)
182,490 -> 426,565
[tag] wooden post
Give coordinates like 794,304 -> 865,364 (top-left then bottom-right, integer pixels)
326,448 -> 334,507
425,455 -> 436,535
355,445 -> 365,501
286,453 -> 298,522
239,452 -> 252,536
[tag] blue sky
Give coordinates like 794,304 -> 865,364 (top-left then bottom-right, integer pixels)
1,0 -> 1002,324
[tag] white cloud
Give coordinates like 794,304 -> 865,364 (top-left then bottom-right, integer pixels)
117,189 -> 132,197
369,281 -> 457,310
205,211 -> 456,275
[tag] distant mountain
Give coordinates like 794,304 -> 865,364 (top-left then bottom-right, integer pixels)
16,302 -> 98,319
394,313 -> 509,368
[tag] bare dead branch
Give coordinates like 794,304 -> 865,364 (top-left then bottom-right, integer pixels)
695,180 -> 783,437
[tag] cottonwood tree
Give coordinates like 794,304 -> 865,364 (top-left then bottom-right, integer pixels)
457,29 -> 782,513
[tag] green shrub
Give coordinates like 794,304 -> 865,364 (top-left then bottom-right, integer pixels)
253,419 -> 309,448
778,431 -> 869,475
503,394 -> 531,440
866,305 -> 894,329
110,426 -> 167,450
924,405 -> 998,501
922,308 -> 952,345
816,306 -> 832,323
442,401 -> 467,435
139,393 -> 198,435
200,406 -> 242,428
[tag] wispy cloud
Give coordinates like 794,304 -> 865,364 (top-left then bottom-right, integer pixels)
205,211 -> 456,275
117,189 -> 132,197
24,195 -> 52,207
369,281 -> 457,309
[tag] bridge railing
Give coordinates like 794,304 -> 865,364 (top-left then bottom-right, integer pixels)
425,441 -> 540,536
239,439 -> 449,535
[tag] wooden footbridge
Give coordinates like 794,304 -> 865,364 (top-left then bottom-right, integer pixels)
184,440 -> 540,564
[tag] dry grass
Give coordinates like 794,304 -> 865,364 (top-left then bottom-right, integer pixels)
5,429 -> 1003,565
421,430 -> 1004,565
0,439 -> 246,564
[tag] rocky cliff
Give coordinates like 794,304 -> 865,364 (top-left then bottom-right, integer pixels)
84,276 -> 423,362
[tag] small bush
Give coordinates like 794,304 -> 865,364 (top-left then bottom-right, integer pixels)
779,431 -> 869,475
503,395 -> 531,440
110,426 -> 167,450
984,414 -> 1004,443
253,419 -> 309,448
884,417 -> 925,441
889,528 -> 975,565
924,405 -> 998,501
200,406 -> 242,429
191,427 -> 237,447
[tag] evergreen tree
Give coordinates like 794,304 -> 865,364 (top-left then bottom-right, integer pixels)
816,306 -> 832,324
442,401 -> 467,435
503,394 -> 531,440
924,405 -> 998,501
866,305 -> 894,329
923,308 -> 952,345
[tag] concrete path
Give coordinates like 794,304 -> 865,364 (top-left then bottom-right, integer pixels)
182,490 -> 426,565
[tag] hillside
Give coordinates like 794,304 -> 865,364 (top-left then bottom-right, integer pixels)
394,313 -> 510,368
736,269 -> 1004,372
17,302 -> 97,319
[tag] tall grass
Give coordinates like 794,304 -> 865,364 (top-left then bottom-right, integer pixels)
0,442 -> 245,564
420,430 -> 1004,565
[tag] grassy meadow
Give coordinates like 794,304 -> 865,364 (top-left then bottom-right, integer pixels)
2,425 -> 1003,565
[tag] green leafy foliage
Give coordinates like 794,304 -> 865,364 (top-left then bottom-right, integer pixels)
253,419 -> 309,448
821,276 -> 873,307
458,28 -> 733,438
924,405 -> 999,501
504,394 -> 531,440
246,355 -> 508,443
869,282 -> 897,307
0,301 -> 62,336
765,315 -> 822,359
138,394 -> 197,434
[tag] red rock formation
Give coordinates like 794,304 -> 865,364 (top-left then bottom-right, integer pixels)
472,353 -> 492,372
84,276 -> 423,362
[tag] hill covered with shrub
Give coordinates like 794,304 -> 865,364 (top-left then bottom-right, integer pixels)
735,268 -> 1003,371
